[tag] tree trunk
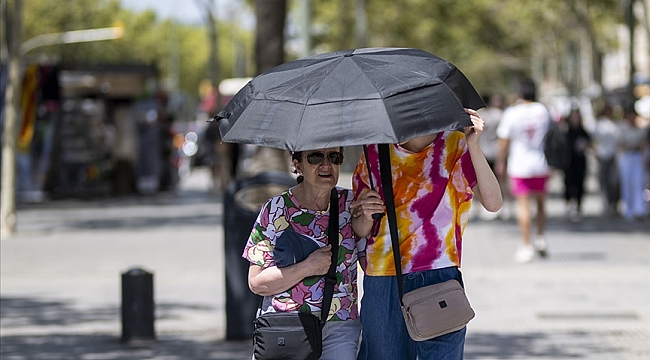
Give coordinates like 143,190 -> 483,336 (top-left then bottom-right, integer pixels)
1,0 -> 22,238
245,0 -> 289,177
626,0 -> 636,110
255,0 -> 286,74
572,0 -> 603,96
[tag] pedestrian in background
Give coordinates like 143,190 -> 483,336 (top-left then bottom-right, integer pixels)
496,79 -> 551,263
646,122 -> 650,209
477,94 -> 513,220
562,106 -> 592,223
592,102 -> 621,217
617,109 -> 649,221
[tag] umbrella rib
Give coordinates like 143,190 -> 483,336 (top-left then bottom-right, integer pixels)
346,58 -> 407,141
353,58 -> 458,142
440,74 -> 467,109
353,57 -> 412,95
294,102 -> 309,148
271,59 -> 339,104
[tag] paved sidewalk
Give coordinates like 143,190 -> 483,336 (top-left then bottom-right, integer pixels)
1,168 -> 649,359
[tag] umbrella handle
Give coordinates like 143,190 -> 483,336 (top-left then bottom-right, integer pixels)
363,145 -> 386,230
370,213 -> 383,236
362,145 -> 376,190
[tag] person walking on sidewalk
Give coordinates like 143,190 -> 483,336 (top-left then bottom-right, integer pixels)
617,109 -> 650,221
477,94 -> 513,220
242,147 -> 369,360
350,109 -> 502,360
592,102 -> 621,217
496,79 -> 551,263
562,106 -> 592,223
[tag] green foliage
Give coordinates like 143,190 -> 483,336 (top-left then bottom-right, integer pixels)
20,0 -> 624,102
23,0 -> 122,39
22,0 -> 255,101
309,0 -> 622,97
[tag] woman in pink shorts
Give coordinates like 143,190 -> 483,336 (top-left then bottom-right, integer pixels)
496,79 -> 552,263
506,176 -> 550,262
509,177 -> 548,197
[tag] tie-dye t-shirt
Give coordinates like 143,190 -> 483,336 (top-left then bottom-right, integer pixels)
242,186 -> 361,321
353,132 -> 477,276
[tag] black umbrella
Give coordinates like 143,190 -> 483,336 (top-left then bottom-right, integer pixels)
214,47 -> 485,152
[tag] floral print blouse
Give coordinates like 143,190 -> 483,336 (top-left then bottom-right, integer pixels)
242,186 -> 362,321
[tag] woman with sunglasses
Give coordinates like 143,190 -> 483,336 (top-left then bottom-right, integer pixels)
243,147 -> 374,360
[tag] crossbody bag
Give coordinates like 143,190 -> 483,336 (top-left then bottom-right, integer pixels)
252,187 -> 340,360
377,143 -> 475,341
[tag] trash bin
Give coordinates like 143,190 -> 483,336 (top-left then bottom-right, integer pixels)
223,171 -> 296,340
121,267 -> 155,342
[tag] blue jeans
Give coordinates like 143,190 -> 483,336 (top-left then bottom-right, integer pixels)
357,267 -> 467,360
321,319 -> 362,360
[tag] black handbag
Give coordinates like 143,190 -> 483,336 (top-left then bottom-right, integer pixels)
252,187 -> 340,360
253,312 -> 323,360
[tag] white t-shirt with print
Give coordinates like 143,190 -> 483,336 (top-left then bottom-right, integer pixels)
496,101 -> 550,178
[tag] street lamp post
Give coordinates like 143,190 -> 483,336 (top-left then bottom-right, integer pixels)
1,0 -> 22,238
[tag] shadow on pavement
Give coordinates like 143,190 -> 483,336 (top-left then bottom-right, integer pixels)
4,297 -> 620,359
465,331 -> 621,359
1,297 -> 217,332
545,216 -> 650,234
1,331 -> 623,360
0,296 -> 630,359
1,334 -> 253,360
14,190 -> 223,232
1,298 -> 116,327
65,213 -> 223,231
473,215 -> 650,234
16,189 -> 218,210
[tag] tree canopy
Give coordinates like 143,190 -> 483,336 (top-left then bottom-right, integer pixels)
309,0 -> 623,97
17,0 -> 628,104
21,0 -> 255,102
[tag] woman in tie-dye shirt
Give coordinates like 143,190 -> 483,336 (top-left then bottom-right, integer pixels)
351,109 -> 503,360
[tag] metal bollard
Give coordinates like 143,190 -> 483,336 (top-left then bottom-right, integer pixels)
121,267 -> 155,343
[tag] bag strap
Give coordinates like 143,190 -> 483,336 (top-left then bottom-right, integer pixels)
320,187 -> 340,324
363,145 -> 385,236
377,144 -> 405,303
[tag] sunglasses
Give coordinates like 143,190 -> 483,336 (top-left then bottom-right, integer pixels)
306,151 -> 344,165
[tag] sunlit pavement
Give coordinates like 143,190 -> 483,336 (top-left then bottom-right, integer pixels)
1,167 -> 648,360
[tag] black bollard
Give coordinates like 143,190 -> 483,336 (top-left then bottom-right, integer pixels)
121,267 -> 155,343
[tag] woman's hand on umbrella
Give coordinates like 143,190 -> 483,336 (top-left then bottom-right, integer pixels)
350,189 -> 385,221
464,108 -> 484,143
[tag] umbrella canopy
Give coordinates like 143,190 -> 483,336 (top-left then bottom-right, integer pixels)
215,47 -> 485,152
